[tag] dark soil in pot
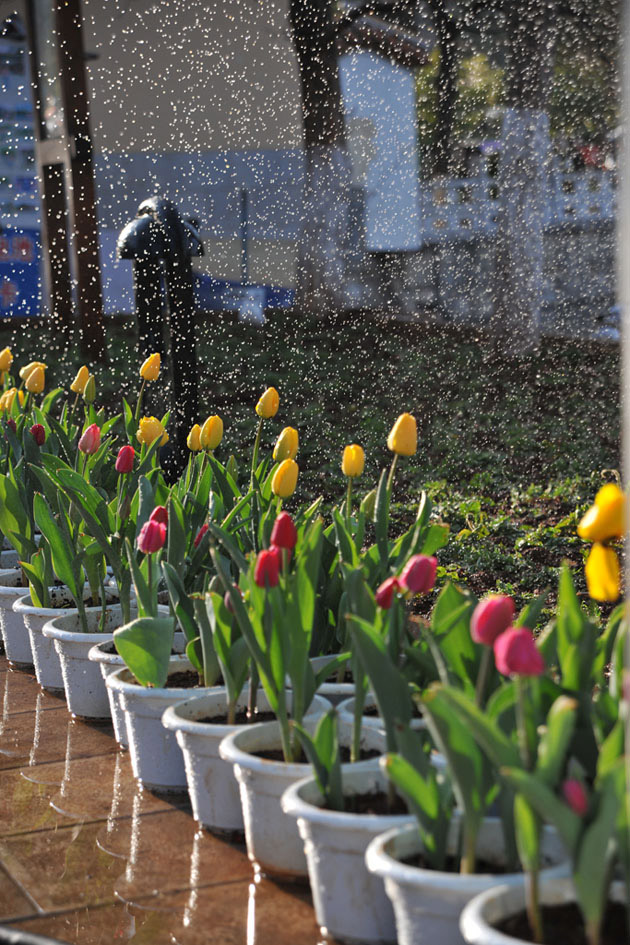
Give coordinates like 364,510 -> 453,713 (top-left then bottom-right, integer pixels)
496,901 -> 629,945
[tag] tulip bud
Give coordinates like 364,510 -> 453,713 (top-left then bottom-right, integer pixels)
224,586 -> 243,614
272,458 -> 299,499
578,483 -> 625,542
140,353 -> 161,382
470,595 -> 515,646
193,523 -> 209,548
137,519 -> 167,554
256,386 -> 279,419
70,365 -> 89,394
201,415 -> 223,450
25,365 -> 45,395
5,418 -> 16,433
400,555 -> 437,595
115,445 -> 135,474
341,444 -> 365,478
0,347 -> 13,373
19,361 -> 46,382
585,543 -> 620,602
273,427 -> 299,462
78,423 -> 101,455
149,506 -> 168,526
270,511 -> 298,550
136,416 -> 169,447
562,779 -> 588,817
187,423 -> 202,451
82,374 -> 96,404
375,576 -> 401,609
361,489 -> 377,520
494,627 -> 545,677
0,388 -> 19,413
387,412 -> 417,457
254,548 -> 281,588
29,423 -> 45,447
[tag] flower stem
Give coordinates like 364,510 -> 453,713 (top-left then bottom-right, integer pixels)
475,647 -> 492,708
250,417 -> 263,491
345,478 -> 353,525
526,869 -> 544,943
134,378 -> 146,423
386,454 -> 398,494
516,676 -> 532,769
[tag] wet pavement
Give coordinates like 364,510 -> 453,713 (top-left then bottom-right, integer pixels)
0,655 -> 325,944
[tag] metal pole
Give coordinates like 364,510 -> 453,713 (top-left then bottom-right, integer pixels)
133,260 -> 164,359
240,187 -> 249,286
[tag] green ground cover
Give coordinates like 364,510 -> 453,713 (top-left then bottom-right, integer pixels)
4,310 -> 620,616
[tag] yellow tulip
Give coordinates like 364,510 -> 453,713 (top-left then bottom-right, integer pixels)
577,483 -> 625,543
201,415 -> 223,450
70,365 -> 90,394
136,416 -> 169,447
273,426 -> 299,462
187,423 -> 202,451
0,388 -> 13,412
19,361 -> 46,382
256,387 -> 279,419
342,444 -> 365,478
585,543 -> 620,602
0,347 -> 13,372
272,458 -> 299,498
25,365 -> 45,394
140,353 -> 161,382
387,412 -> 417,457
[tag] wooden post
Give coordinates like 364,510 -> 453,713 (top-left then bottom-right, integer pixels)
24,0 -> 106,361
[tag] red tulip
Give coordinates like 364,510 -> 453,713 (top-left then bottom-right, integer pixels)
375,576 -> 401,609
149,506 -> 168,526
399,555 -> 437,595
137,519 -> 166,554
78,423 -> 101,455
471,595 -> 515,646
115,445 -> 135,474
494,627 -> 545,677
270,511 -> 298,551
5,418 -> 16,433
562,779 -> 588,817
254,548 -> 281,588
194,523 -> 209,548
29,423 -> 45,446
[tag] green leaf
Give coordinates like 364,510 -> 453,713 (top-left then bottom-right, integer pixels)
33,493 -> 82,602
535,695 -> 579,787
113,615 -> 176,688
384,753 -> 446,869
516,590 -> 550,631
513,794 -> 540,872
499,766 -> 580,855
573,775 -> 620,936
374,467 -> 389,565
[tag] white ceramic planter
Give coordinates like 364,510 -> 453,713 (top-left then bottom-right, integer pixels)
42,605 -> 132,720
459,879 -> 627,945
88,626 -> 184,747
365,821 -> 569,945
338,693 -> 427,737
0,569 -> 32,667
162,688 -> 364,838
218,696 -> 334,881
107,657 -> 214,791
309,654 -> 355,706
13,588 -> 87,691
282,764 -> 414,944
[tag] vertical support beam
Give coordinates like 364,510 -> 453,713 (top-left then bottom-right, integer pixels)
55,0 -> 106,361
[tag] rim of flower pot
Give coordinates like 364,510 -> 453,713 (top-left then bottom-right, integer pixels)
0,572 -> 29,591
282,764 -> 414,832
162,687 -> 337,737
88,625 -> 184,667
42,602 -> 132,643
13,586 -> 118,617
218,697 -> 333,773
337,693 -> 426,731
458,879 -> 628,945
0,551 -> 18,569
105,658 -> 203,698
364,822 -> 568,894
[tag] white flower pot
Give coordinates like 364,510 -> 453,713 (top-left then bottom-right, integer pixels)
338,693 -> 427,737
459,878 -> 627,945
282,764 -> 414,943
310,654 -> 355,706
162,688 -> 355,838
365,821 -> 569,945
0,569 -> 32,668
42,604 -> 132,720
13,589 -> 85,692
218,696 -> 335,882
88,627 -> 185,747
107,657 -> 215,792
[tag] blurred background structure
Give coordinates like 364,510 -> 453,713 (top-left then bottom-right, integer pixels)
0,0 -> 620,352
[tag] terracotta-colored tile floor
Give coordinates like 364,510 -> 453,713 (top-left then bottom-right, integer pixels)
0,656 -> 327,944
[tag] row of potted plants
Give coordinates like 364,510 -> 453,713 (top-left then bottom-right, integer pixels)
0,346 -> 627,945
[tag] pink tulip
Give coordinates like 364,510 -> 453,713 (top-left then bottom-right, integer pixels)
137,519 -> 166,554
376,576 -> 401,610
194,523 -> 209,548
149,506 -> 168,526
115,445 -> 135,474
471,595 -> 515,646
399,555 -> 437,595
78,423 -> 101,455
562,779 -> 589,817
494,627 -> 545,677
